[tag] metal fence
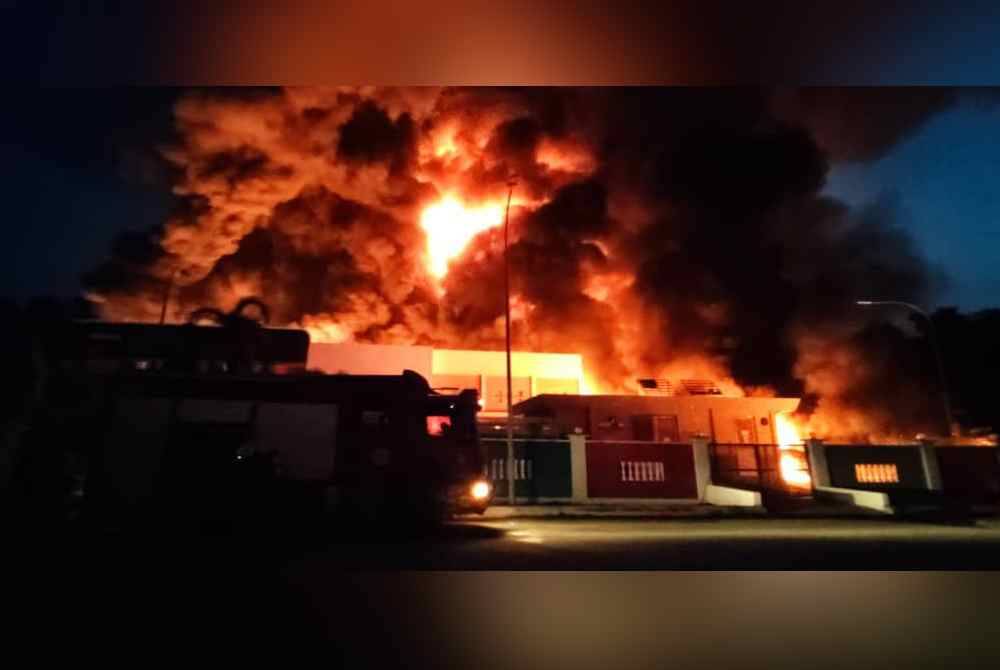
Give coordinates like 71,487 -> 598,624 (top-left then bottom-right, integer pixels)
709,442 -> 812,497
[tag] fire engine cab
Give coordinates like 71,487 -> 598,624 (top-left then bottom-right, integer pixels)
50,317 -> 492,526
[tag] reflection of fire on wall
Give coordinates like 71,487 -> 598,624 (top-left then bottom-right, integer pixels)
306,343 -> 584,415
431,349 -> 583,415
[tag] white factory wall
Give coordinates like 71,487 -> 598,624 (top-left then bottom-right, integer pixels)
307,343 -> 584,415
307,342 -> 434,378
431,349 -> 584,414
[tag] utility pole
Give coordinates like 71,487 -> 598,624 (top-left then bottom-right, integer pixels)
159,267 -> 187,324
503,179 -> 517,505
159,269 -> 177,324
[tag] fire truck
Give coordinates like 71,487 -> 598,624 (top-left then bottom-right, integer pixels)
30,305 -> 492,527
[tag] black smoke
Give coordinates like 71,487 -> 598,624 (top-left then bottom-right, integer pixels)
337,100 -> 417,175
84,87 -> 986,436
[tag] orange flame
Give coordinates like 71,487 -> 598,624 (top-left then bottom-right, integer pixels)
420,196 -> 504,279
775,412 -> 811,489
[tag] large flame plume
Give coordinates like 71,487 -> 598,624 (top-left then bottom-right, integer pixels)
420,196 -> 504,279
84,87 -> 969,442
775,413 -> 811,489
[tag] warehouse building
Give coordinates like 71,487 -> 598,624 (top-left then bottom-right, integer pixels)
308,341 -> 801,445
307,342 -> 585,417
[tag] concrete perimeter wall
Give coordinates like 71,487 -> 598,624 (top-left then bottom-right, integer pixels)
483,436 -> 703,505
807,440 -> 1000,505
483,434 -> 1000,508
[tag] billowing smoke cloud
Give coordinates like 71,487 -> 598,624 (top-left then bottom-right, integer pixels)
771,87 -> 959,162
85,86 -> 963,439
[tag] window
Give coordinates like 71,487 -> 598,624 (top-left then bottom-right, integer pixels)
655,415 -> 680,442
632,415 -> 654,441
484,376 -> 530,412
632,415 -> 679,442
426,396 -> 477,443
855,463 -> 900,484
427,415 -> 452,436
620,461 -> 666,482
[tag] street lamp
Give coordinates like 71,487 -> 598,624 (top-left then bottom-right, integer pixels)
856,299 -> 955,437
503,178 -> 517,505
159,267 -> 182,324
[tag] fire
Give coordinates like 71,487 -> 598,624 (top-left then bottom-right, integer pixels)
582,269 -> 632,303
536,138 -> 597,174
434,128 -> 458,158
775,412 -> 802,448
581,372 -> 603,395
775,412 -> 812,489
297,320 -> 351,344
420,196 -> 504,279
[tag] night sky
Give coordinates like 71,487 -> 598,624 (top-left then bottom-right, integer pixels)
1,3 -> 998,314
824,101 -> 1000,310
0,88 -> 178,301
1,87 -> 997,312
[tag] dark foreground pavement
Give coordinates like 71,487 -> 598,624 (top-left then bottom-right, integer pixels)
5,516 -> 1000,656
8,515 -> 1000,573
0,518 -> 1000,668
287,516 -> 1000,570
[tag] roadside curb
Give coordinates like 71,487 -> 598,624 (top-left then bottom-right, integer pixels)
464,503 -> 910,520
470,504 -> 766,520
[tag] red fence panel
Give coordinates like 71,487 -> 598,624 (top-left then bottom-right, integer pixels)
586,441 -> 697,499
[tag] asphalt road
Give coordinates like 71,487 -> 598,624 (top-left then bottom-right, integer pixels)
17,515 -> 1000,571
274,516 -> 1000,570
7,516 -> 1000,655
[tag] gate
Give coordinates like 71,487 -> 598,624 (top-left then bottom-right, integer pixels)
481,438 -> 573,501
709,443 -> 812,497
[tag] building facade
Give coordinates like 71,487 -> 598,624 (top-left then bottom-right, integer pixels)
308,341 -> 801,445
511,394 -> 801,445
307,342 -> 585,418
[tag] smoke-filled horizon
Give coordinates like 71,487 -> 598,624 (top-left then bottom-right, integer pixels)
83,87 -> 974,439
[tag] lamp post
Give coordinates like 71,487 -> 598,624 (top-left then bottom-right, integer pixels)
856,300 -> 955,437
159,268 -> 181,324
503,179 -> 516,505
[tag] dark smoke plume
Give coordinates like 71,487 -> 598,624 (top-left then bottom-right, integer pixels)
85,87 -> 968,438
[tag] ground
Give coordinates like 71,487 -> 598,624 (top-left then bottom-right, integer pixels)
12,515 -> 1000,571
279,516 -> 1000,570
6,516 -> 1000,655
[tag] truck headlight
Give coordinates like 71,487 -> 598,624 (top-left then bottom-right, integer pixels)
470,480 -> 491,501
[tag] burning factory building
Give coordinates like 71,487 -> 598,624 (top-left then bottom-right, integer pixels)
307,340 -> 803,448
307,342 -> 586,416
82,86 -> 990,444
